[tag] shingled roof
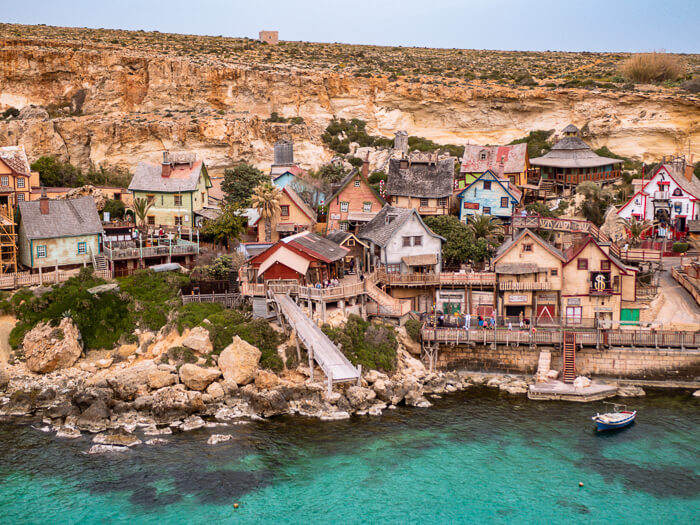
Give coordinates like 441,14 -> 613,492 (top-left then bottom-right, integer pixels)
530,127 -> 622,169
386,156 -> 454,198
359,205 -> 445,247
460,144 -> 527,175
494,229 -> 565,264
128,158 -> 208,193
281,231 -> 348,263
0,145 -> 31,176
19,196 -> 104,240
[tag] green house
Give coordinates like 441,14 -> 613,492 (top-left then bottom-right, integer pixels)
128,152 -> 212,229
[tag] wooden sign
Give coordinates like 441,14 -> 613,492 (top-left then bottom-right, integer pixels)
463,202 -> 480,210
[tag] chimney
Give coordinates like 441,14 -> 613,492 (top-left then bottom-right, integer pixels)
39,187 -> 49,215
362,153 -> 369,177
685,159 -> 694,182
162,151 -> 172,178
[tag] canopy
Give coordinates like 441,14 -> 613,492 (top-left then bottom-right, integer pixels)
402,254 -> 438,266
258,246 -> 311,277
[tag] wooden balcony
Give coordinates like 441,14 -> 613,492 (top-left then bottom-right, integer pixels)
499,281 -> 552,291
241,281 -> 365,302
104,240 -> 199,260
376,270 -> 496,287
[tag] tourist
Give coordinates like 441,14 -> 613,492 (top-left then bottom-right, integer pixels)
508,321 -> 513,332
519,311 -> 524,329
464,313 -> 471,332
158,226 -> 164,237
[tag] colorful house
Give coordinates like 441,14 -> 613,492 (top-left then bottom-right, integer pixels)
326,160 -> 384,232
386,153 -> 454,216
252,186 -> 317,243
272,167 -> 326,210
457,170 -> 522,222
128,151 -> 212,230
0,145 -> 40,207
326,230 -> 370,273
457,143 -> 529,190
617,159 -> 700,240
18,195 -> 104,271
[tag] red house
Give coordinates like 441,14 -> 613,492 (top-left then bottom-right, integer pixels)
327,159 -> 384,232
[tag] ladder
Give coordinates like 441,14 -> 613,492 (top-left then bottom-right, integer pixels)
562,332 -> 576,383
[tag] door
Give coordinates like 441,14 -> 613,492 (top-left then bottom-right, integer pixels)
565,306 -> 582,326
620,308 -> 640,326
536,304 -> 556,325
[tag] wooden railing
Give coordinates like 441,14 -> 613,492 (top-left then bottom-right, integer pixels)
376,270 -> 496,287
672,267 -> 700,306
182,292 -> 243,308
0,269 -> 112,290
499,280 -> 552,291
619,249 -> 662,263
554,169 -> 621,184
104,241 -> 199,260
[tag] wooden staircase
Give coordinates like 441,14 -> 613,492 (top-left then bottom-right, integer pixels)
562,332 -> 576,383
535,350 -> 551,383
363,279 -> 409,315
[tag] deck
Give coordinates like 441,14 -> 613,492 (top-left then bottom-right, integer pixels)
375,270 -> 496,287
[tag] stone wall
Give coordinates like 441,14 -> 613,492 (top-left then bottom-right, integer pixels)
436,343 -> 700,380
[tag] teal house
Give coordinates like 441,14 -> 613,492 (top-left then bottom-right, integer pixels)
457,170 -> 522,222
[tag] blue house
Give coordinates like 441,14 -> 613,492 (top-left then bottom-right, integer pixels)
457,169 -> 522,222
272,167 -> 326,209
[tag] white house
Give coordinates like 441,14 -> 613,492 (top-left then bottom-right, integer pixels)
617,161 -> 700,239
358,205 -> 445,274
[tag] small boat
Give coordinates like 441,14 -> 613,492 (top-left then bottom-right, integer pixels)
592,403 -> 636,431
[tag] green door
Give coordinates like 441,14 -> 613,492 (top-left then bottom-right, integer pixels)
621,308 -> 640,326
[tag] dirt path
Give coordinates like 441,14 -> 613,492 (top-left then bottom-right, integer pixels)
0,315 -> 16,365
655,268 -> 700,330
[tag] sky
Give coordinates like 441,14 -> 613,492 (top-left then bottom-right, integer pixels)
3,0 -> 699,53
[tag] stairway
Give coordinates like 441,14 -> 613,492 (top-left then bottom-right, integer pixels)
535,350 -> 551,383
562,332 -> 576,384
364,279 -> 405,315
92,254 -> 108,272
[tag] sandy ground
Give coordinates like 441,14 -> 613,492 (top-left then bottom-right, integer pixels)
0,315 -> 17,365
655,263 -> 700,330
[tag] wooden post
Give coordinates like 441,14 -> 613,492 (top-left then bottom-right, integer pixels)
308,346 -> 314,382
293,330 -> 302,362
38,266 -> 42,285
55,260 -> 59,283
327,374 -> 332,397
357,364 -> 362,386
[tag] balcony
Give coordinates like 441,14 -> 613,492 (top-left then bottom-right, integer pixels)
104,239 -> 199,260
376,270 -> 496,287
653,191 -> 670,200
499,281 -> 552,291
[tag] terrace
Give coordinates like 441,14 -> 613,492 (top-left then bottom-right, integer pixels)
103,238 -> 199,261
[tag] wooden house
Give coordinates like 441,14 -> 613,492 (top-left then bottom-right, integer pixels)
128,151 -> 212,230
326,230 -> 369,274
18,195 -> 104,271
0,145 -> 39,207
326,160 -> 384,232
386,153 -> 454,216
457,143 -> 529,189
252,186 -> 317,243
457,170 -> 522,222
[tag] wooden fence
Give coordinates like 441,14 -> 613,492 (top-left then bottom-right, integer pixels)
181,292 -> 244,308
0,269 -> 113,290
672,267 -> 700,306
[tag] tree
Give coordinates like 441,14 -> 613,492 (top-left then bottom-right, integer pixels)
466,215 -> 504,247
200,202 -> 246,249
250,182 -> 282,242
132,197 -> 154,233
618,216 -> 656,247
103,199 -> 125,220
424,215 -> 478,266
576,182 -> 614,227
313,162 -> 348,184
30,156 -> 81,187
221,164 -> 266,206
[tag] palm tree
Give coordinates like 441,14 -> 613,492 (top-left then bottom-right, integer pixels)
467,214 -> 504,246
132,197 -> 154,233
251,182 -> 282,242
618,216 -> 656,247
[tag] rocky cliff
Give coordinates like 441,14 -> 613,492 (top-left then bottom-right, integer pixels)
1,33 -> 699,175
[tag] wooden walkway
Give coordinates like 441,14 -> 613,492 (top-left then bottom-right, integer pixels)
273,293 -> 360,390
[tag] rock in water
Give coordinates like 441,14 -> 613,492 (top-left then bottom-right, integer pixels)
617,385 -> 646,397
93,433 -> 142,447
86,444 -> 129,454
694,390 -> 700,398
181,327 -> 213,355
56,427 -> 81,439
23,318 -> 82,373
207,434 -> 233,445
218,336 -> 261,386
179,364 -> 221,391
181,415 -> 206,432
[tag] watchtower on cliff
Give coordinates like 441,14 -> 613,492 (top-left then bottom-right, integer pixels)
394,130 -> 408,155
259,31 -> 279,45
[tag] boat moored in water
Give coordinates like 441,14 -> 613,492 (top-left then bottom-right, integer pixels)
592,403 -> 636,431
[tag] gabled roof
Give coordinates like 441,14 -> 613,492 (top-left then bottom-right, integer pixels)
457,170 -> 522,203
283,186 -> 317,222
460,143 -> 528,174
386,156 -> 454,198
281,231 -> 349,263
0,145 -> 31,176
654,163 -> 700,199
326,230 -> 369,249
327,168 -> 385,206
530,131 -> 623,169
19,196 -> 104,240
272,165 -> 306,182
493,229 -> 566,265
563,236 -> 632,274
358,205 -> 445,247
128,159 -> 210,193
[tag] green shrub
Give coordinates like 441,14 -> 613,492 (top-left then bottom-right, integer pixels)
176,302 -> 225,333
103,199 -> 126,220
322,315 -> 397,371
118,270 -> 190,330
404,318 -> 422,342
672,242 -> 689,253
508,130 -> 554,158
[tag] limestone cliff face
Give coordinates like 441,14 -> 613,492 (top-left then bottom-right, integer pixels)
1,38 -> 698,174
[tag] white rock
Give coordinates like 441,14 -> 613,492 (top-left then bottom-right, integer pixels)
693,389 -> 700,397
96,358 -> 114,369
319,411 -> 351,421
143,425 -> 173,436
181,326 -> 213,354
573,376 -> 592,389
145,438 -> 168,445
93,433 -> 142,447
180,415 -> 205,432
23,318 -> 82,374
218,336 -> 261,386
86,444 -> 129,454
56,427 -> 81,439
207,434 -> 233,445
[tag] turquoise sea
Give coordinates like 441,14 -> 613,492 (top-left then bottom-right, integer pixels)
0,388 -> 698,524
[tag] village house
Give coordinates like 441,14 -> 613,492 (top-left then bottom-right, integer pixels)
18,195 -> 104,271
326,230 -> 370,274
617,157 -> 699,240
457,143 -> 530,190
326,159 -> 384,232
530,125 -> 623,191
386,152 -> 454,216
0,145 -> 40,208
457,169 -> 522,223
128,151 -> 212,230
253,186 -> 317,243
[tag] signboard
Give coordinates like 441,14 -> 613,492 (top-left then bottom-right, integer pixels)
463,202 -> 480,210
507,294 -> 528,303
567,298 -> 581,306
538,293 -> 557,303
330,214 -> 341,220
594,307 -> 612,312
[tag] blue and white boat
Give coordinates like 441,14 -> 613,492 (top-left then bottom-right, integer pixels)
592,403 -> 636,431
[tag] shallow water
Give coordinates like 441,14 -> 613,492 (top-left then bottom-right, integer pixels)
1,388 -> 698,524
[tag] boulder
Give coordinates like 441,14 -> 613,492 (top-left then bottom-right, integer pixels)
404,389 -> 431,408
179,364 -> 221,391
500,382 -> 528,395
95,358 -> 113,369
345,386 -> 376,411
118,344 -> 138,359
147,369 -> 178,390
254,370 -> 279,390
145,438 -> 169,446
107,362 -> 158,401
573,376 -> 592,389
56,426 -> 81,439
364,370 -> 389,384
86,444 -> 129,454
23,318 -> 82,373
206,381 -> 225,400
397,349 -> 426,380
372,379 -> 394,403
218,336 -> 261,386
241,386 -> 289,417
694,389 -> 700,398
150,384 -> 204,421
397,327 -> 421,355
617,385 -> 646,397
18,105 -> 50,120
93,433 -> 142,447
208,434 -> 233,445
181,415 -> 206,432
181,327 -> 213,355
76,399 -> 111,432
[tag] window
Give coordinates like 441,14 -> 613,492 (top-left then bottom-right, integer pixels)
672,188 -> 683,197
114,193 -> 121,201
501,197 -> 509,208
403,236 -> 412,247
174,216 -> 183,226
354,179 -> 361,187
566,306 -> 582,325
480,151 -> 487,160
577,258 -> 588,270
280,205 -> 290,217
420,198 -> 429,208
550,268 -> 558,277
340,222 -> 348,231
523,244 -> 533,252
16,177 -> 25,188
147,215 -> 156,226
174,194 -> 183,206
146,194 -> 155,203
483,181 -> 491,190
413,236 -> 422,246
483,207 -> 491,215
346,239 -> 355,246
509,176 -> 516,185
37,245 -> 47,258
340,201 -> 349,212
0,176 -> 8,187
77,242 -> 87,254
438,198 -> 447,207
386,264 -> 400,273
17,193 -> 24,202
601,260 -> 611,271
363,202 -> 372,213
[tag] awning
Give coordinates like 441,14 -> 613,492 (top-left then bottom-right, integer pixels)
495,263 -> 540,274
258,246 -> 311,276
402,254 -> 438,266
276,223 -> 296,232
347,212 -> 377,222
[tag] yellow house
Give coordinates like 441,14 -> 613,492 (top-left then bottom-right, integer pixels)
0,145 -> 39,207
254,186 -> 317,243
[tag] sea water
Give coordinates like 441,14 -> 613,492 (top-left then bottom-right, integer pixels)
0,388 -> 698,524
